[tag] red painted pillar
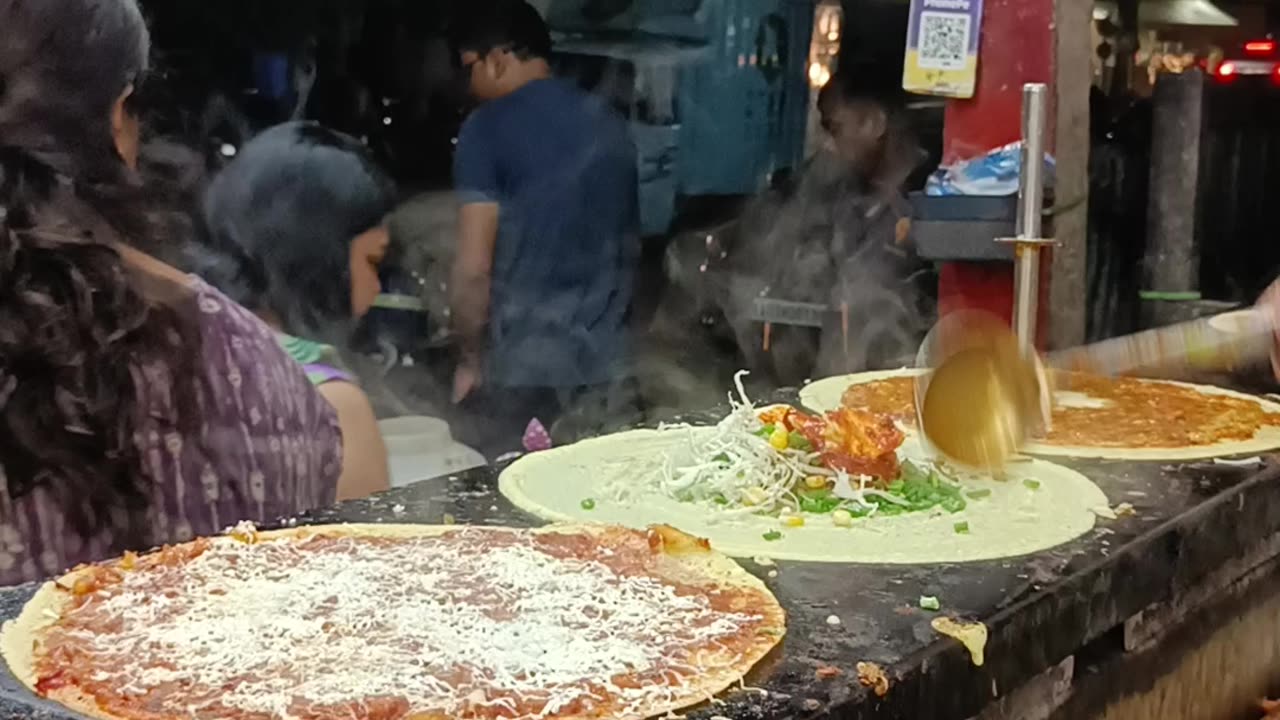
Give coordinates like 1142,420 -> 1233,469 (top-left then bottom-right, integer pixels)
936,0 -> 1055,347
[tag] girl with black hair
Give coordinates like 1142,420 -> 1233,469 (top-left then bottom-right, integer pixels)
200,122 -> 394,498
0,0 -> 344,584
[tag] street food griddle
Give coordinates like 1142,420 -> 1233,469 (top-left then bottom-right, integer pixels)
0,400 -> 1278,720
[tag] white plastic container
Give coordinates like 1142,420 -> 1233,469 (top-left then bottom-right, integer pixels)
378,416 -> 486,488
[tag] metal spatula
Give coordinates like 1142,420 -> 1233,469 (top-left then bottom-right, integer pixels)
914,308 -> 1276,470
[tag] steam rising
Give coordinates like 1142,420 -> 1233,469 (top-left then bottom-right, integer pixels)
659,149 -> 935,393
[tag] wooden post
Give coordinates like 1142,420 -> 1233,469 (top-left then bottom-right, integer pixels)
1049,0 -> 1093,348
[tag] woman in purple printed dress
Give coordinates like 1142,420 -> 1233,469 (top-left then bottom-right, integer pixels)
0,0 -> 343,585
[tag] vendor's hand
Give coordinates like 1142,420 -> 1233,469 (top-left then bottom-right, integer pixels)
452,357 -> 482,404
1257,280 -> 1280,380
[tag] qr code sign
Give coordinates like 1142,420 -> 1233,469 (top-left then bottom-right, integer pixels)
918,11 -> 970,70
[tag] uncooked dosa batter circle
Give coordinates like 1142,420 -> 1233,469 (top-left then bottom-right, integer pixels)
500,429 -> 1107,564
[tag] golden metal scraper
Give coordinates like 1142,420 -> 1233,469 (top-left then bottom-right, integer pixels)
915,308 -> 1277,470
913,312 -> 1049,471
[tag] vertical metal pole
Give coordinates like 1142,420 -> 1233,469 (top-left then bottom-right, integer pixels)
1012,83 -> 1049,351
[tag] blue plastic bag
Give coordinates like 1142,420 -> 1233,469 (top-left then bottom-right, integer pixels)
925,142 -> 1056,197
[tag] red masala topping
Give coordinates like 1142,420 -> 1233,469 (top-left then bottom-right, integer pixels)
760,406 -> 905,483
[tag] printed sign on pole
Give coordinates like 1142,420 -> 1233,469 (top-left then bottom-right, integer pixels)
902,0 -> 984,98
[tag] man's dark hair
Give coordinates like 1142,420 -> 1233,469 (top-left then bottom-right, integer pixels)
818,68 -> 902,114
451,0 -> 553,62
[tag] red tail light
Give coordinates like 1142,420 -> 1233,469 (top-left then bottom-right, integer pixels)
1217,61 -> 1237,80
1245,40 -> 1276,55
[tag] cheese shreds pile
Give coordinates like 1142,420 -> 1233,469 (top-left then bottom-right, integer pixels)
47,529 -> 764,719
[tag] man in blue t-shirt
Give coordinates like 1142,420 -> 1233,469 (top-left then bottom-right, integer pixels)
448,1 -> 639,457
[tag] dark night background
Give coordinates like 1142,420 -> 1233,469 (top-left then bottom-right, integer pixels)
136,0 -> 1280,334
138,0 -> 933,194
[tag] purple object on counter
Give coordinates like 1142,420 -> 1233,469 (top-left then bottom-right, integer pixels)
523,419 -> 553,453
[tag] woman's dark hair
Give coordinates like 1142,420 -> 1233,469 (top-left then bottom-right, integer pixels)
450,0 -> 554,62
201,122 -> 397,341
0,0 -> 200,540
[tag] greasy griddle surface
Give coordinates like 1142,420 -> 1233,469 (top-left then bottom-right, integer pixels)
0,404 -> 1276,720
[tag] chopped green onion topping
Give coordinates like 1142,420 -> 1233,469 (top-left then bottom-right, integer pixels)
966,489 -> 992,500
920,595 -> 941,611
754,424 -> 777,438
953,521 -> 970,534
798,489 -> 843,514
580,498 -> 596,510
1024,479 -> 1042,491
787,431 -> 813,451
884,463 -> 968,513
762,530 -> 783,541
